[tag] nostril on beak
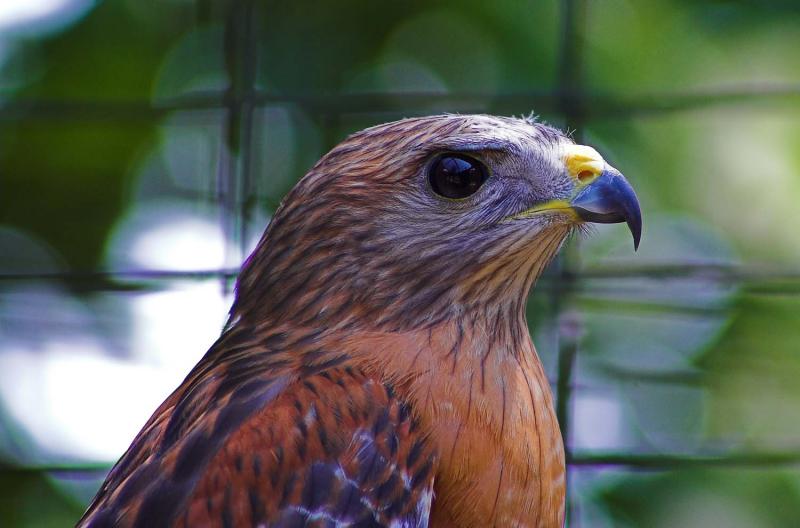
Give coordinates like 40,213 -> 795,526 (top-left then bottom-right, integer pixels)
563,144 -> 605,184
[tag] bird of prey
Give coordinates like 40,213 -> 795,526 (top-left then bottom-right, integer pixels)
78,114 -> 641,528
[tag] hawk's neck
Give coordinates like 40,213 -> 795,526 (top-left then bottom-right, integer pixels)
344,314 -> 566,528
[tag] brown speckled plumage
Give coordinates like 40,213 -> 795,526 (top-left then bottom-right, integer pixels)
78,114 -> 640,527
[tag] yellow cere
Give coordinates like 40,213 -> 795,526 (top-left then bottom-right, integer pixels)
563,144 -> 605,185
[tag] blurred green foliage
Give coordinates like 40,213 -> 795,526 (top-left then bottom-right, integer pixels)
1,0 -> 799,526
0,471 -> 84,528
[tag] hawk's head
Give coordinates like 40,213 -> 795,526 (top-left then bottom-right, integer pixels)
234,114 -> 641,330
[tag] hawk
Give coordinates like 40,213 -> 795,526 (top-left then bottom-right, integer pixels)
78,114 -> 641,527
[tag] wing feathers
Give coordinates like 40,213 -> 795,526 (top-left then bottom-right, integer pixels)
180,367 -> 437,527
80,333 -> 437,528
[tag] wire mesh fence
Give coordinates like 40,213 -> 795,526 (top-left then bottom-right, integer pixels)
1,0 -> 800,526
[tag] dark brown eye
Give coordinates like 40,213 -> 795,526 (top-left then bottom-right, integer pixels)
428,154 -> 488,199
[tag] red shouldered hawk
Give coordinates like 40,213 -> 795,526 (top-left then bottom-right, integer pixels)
78,115 -> 641,527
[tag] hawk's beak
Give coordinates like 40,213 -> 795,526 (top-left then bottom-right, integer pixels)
570,167 -> 642,250
565,145 -> 642,250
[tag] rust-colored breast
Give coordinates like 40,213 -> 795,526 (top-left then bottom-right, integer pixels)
346,321 -> 566,528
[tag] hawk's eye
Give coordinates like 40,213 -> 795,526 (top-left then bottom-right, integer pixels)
428,154 -> 488,199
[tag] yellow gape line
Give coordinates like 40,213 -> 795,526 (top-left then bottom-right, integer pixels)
506,199 -> 579,221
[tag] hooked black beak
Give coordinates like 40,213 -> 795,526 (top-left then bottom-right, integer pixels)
570,167 -> 642,250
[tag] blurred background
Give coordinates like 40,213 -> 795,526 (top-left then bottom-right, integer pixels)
1,0 -> 799,526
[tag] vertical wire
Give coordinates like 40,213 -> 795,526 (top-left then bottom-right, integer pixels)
239,0 -> 258,260
554,0 -> 588,525
238,0 -> 258,270
218,5 -> 238,296
219,0 -> 257,296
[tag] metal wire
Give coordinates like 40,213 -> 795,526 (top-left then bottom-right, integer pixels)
3,85 -> 799,123
553,0 -> 589,521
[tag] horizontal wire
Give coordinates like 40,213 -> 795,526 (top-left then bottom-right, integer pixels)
1,84 -> 799,122
569,451 -> 800,469
569,263 -> 800,282
5,449 -> 798,474
0,268 -> 239,283
1,264 -> 798,283
2,267 -> 798,307
2,265 -> 798,302
592,367 -> 704,386
0,462 -> 111,475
